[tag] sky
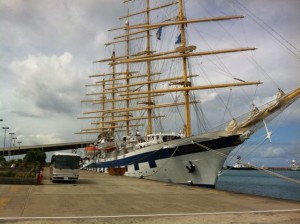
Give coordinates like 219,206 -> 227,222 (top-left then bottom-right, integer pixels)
0,0 -> 299,166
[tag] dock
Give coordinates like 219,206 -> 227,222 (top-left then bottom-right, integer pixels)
0,167 -> 299,224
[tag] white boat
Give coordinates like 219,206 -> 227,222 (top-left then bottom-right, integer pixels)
290,160 -> 300,171
77,0 -> 300,187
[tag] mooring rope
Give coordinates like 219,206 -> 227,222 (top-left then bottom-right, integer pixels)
193,141 -> 300,185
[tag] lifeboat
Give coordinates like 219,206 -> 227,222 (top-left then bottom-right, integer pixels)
98,141 -> 116,152
104,146 -> 116,152
85,145 -> 99,156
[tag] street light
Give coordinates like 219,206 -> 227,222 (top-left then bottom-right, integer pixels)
2,127 -> 9,156
17,141 -> 22,160
9,133 -> 15,147
12,137 -> 17,161
9,133 -> 15,161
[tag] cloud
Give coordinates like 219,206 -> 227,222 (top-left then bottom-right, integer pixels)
9,52 -> 84,118
259,146 -> 285,158
199,92 -> 218,103
94,32 -> 109,48
28,133 -> 65,145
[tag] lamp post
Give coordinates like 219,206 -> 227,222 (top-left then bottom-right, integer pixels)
12,137 -> 17,161
17,141 -> 22,160
8,133 -> 15,161
2,127 -> 9,156
0,121 -> 4,157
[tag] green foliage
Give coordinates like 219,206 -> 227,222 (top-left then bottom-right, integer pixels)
0,171 -> 16,177
14,159 -> 25,168
0,156 -> 6,163
16,159 -> 23,163
0,156 -> 6,167
0,171 -> 35,178
23,150 -> 46,169
15,172 -> 35,178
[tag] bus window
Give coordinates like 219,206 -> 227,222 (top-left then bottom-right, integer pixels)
54,156 -> 80,169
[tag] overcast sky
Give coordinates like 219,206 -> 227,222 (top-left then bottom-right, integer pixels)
0,0 -> 299,166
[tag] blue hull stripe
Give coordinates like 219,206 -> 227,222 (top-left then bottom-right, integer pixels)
94,148 -> 173,169
88,135 -> 240,170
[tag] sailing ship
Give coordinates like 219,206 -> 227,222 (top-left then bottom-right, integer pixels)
77,0 -> 300,187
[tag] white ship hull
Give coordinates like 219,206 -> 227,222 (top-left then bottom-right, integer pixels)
125,147 -> 233,187
92,134 -> 240,187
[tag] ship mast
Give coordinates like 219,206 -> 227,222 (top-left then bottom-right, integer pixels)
101,79 -> 105,137
125,14 -> 130,136
178,0 -> 191,137
77,1 -> 263,138
146,0 -> 153,135
111,51 -> 116,137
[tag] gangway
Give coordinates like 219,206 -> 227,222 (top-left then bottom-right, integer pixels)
80,160 -> 95,169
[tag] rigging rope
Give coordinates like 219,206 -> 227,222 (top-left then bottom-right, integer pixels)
233,0 -> 300,60
189,1 -> 284,96
198,64 -> 235,120
222,138 -> 271,175
221,88 -> 232,124
193,141 -> 300,185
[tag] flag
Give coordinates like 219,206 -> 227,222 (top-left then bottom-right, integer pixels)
175,34 -> 181,44
156,27 -> 162,40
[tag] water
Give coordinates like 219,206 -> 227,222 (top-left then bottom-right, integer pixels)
215,170 -> 300,201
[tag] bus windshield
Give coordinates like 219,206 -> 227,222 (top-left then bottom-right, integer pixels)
54,155 -> 80,169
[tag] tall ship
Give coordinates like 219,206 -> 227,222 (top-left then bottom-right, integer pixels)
77,0 -> 300,187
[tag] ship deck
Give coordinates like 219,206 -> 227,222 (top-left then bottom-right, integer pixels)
0,167 -> 299,224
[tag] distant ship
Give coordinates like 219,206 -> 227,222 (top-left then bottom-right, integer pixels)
223,155 -> 256,170
224,156 -> 300,171
290,160 -> 300,171
77,0 -> 300,187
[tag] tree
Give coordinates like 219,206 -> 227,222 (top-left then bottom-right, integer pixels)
0,155 -> 6,167
23,150 -> 46,169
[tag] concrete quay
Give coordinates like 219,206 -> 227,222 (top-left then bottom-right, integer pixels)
0,168 -> 299,224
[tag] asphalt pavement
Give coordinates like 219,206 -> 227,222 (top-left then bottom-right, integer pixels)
0,167 -> 299,224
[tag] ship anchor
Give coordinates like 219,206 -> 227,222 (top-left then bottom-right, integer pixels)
186,161 -> 196,173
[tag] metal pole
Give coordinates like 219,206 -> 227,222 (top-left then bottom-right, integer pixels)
2,127 -> 9,156
18,141 -> 22,160
0,120 -> 3,158
8,132 -> 14,161
12,137 -> 17,160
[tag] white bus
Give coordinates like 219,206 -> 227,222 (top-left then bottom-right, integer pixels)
50,152 -> 80,182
